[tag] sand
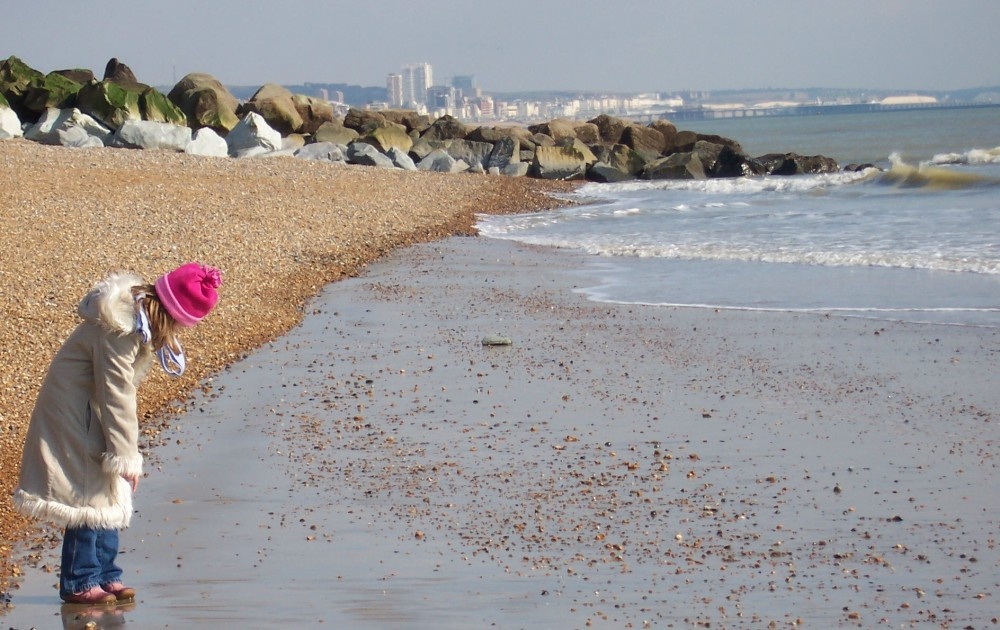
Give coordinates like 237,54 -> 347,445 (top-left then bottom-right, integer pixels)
3,234 -> 997,628
0,139 -> 574,607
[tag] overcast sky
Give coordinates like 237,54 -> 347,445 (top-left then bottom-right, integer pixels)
3,0 -> 998,94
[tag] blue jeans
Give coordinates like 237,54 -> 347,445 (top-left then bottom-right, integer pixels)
60,527 -> 123,596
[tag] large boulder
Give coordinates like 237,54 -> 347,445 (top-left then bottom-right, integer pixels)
588,162 -> 637,183
21,72 -> 82,118
185,127 -> 229,157
417,148 -> 464,173
360,124 -> 413,153
531,144 -> 588,180
112,120 -> 191,151
343,108 -> 387,134
528,118 -> 577,142
168,73 -> 241,134
649,120 -> 678,150
75,80 -> 141,130
0,56 -> 44,120
420,115 -> 469,141
138,87 -> 186,125
588,114 -> 630,144
642,151 -> 706,180
446,139 -> 493,169
238,84 -> 303,136
600,143 -> 648,176
710,145 -> 766,178
409,137 -> 450,161
0,94 -> 22,139
294,141 -> 346,163
466,125 -> 535,149
485,136 -> 519,170
387,146 -> 417,171
24,107 -> 112,146
226,112 -> 282,157
621,124 -> 666,157
102,58 -> 139,86
573,122 -> 601,145
57,125 -> 105,149
380,109 -> 432,134
757,152 -> 839,175
346,142 -> 395,168
313,120 -> 359,145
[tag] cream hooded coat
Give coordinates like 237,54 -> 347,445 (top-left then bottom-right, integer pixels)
13,272 -> 153,530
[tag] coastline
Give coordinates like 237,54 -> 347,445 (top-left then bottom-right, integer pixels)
0,139 -> 576,603
3,236 -> 996,627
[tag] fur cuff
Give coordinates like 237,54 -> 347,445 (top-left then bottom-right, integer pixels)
102,451 -> 144,477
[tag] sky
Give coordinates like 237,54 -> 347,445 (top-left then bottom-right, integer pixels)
2,0 -> 999,95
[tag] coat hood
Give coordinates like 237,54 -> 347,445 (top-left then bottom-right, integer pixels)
77,271 -> 144,334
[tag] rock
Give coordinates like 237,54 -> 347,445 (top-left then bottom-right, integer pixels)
409,137 -> 450,161
238,83 -> 303,136
102,58 -> 139,86
529,118 -> 577,142
417,148 -> 462,173
226,112 -> 282,157
57,125 -> 104,148
111,120 -> 192,151
313,120 -> 359,145
185,127 -> 229,157
420,115 -> 469,141
446,139 -> 493,169
466,125 -> 535,149
649,120 -> 678,150
0,96 -> 22,139
380,109 -> 432,134
621,124 -> 666,157
666,129 -> 699,154
167,73 -> 241,134
573,122 -> 601,145
758,152 -> 839,175
138,87 -> 187,126
343,108 -> 387,133
604,143 -> 649,175
75,80 -> 141,130
531,133 -> 556,147
52,68 -> 95,84
290,93 -> 335,134
710,145 -> 766,178
294,141 -> 345,163
501,162 -> 530,177
588,114 -> 630,144
0,55 -> 45,120
21,72 -> 81,118
361,124 -> 413,153
485,136 -> 519,170
481,334 -> 512,346
642,151 -> 706,180
588,162 -> 636,183
24,108 -> 112,146
691,140 -> 725,173
387,146 -> 417,170
532,144 -> 588,180
282,134 -> 307,151
345,142 -> 395,168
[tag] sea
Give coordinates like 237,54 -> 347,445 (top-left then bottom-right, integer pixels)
477,106 -> 1000,328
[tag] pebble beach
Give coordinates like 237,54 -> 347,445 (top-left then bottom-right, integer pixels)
0,139 -> 574,603
1,139 -> 997,628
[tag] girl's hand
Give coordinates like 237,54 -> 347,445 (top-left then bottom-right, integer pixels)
122,473 -> 140,492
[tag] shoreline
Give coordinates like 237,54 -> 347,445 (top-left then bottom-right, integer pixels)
3,236 -> 996,627
0,139 -> 576,604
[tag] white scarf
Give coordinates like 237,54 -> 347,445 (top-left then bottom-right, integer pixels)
135,297 -> 186,376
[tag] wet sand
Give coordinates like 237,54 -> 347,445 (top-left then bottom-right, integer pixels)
4,237 -> 997,628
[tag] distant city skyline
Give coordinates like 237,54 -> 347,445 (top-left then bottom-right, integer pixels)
2,1 -> 999,94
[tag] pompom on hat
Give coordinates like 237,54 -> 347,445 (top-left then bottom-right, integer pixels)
155,263 -> 222,327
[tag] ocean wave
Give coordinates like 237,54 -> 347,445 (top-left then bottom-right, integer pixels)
927,146 -> 1000,165
880,152 -> 999,189
575,170 -> 874,198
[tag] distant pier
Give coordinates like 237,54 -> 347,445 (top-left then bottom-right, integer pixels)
655,101 -> 999,123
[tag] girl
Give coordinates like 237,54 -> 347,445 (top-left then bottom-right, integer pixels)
12,262 -> 222,605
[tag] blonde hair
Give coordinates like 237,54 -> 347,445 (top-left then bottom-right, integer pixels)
132,284 -> 182,352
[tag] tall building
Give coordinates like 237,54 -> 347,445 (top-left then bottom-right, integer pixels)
387,73 -> 403,108
452,75 -> 478,100
401,62 -> 433,107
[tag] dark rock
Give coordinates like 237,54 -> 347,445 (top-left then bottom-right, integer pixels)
649,120 -> 678,150
485,136 -> 519,170
710,145 -> 766,178
573,122 -> 601,145
621,125 -> 666,157
380,109 -> 432,134
343,108 -> 387,134
528,118 -> 577,142
75,80 -> 141,130
346,141 -> 395,168
21,72 -> 81,116
758,152 -> 839,175
103,58 -> 139,87
420,115 -> 470,141
588,162 -> 637,183
467,125 -> 535,149
445,138 -> 493,169
588,113 -> 630,144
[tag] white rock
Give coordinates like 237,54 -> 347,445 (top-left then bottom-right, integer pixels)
0,105 -> 22,139
226,112 -> 282,157
185,127 -> 229,158
113,120 -> 191,151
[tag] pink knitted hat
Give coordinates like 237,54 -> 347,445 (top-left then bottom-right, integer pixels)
155,263 -> 222,327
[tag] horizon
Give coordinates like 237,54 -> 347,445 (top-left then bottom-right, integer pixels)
2,1 -> 998,96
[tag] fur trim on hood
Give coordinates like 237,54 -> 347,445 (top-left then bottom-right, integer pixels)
78,271 -> 144,335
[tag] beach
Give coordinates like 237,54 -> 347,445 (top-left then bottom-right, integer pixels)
2,231 -> 997,627
0,139 -> 574,606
